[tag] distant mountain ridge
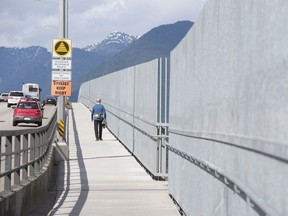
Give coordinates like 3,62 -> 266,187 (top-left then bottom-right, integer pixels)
79,21 -> 193,82
71,21 -> 193,101
0,21 -> 193,101
0,31 -> 137,99
0,46 -> 51,97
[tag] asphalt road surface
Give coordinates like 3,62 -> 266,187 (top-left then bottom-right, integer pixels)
0,102 -> 57,131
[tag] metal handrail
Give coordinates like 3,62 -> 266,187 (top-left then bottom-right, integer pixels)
167,144 -> 280,216
0,111 -> 57,193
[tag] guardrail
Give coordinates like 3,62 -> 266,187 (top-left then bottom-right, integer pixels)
0,111 -> 57,215
106,106 -> 168,179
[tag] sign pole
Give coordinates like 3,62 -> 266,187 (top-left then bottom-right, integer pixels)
53,0 -> 70,161
57,0 -> 67,142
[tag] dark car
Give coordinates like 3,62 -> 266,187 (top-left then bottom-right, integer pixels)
13,101 -> 43,126
43,95 -> 57,106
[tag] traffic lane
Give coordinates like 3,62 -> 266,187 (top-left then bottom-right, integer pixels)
0,102 -> 57,130
0,102 -> 13,125
0,102 -> 11,121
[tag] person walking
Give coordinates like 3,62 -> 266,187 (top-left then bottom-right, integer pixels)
91,98 -> 106,141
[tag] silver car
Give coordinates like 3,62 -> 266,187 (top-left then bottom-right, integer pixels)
0,93 -> 8,102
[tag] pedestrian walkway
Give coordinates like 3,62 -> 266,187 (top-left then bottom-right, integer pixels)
49,103 -> 180,216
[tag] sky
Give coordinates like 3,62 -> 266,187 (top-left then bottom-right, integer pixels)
0,0 -> 206,50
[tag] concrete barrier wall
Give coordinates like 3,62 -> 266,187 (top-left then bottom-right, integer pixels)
169,0 -> 288,215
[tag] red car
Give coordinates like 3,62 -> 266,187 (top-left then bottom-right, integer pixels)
13,101 -> 43,126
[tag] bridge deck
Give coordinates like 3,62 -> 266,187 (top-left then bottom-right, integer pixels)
49,103 -> 179,215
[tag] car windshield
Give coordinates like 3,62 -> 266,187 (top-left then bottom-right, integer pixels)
18,103 -> 38,109
10,92 -> 24,96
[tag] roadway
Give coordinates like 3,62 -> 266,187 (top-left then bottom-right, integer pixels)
0,102 -> 57,131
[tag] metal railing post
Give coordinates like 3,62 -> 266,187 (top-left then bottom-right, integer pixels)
34,134 -> 40,173
39,132 -> 44,169
13,136 -> 21,186
29,134 -> 35,177
22,134 -> 29,181
4,137 -> 12,191
0,137 -> 2,191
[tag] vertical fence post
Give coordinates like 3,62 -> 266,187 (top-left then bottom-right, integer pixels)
22,134 -> 29,181
13,135 -> 21,186
42,131 -> 47,168
29,134 -> 35,177
0,137 -> 3,191
43,131 -> 47,166
156,58 -> 162,176
34,134 -> 40,174
155,57 -> 169,178
4,137 -> 12,191
156,127 -> 160,175
39,132 -> 43,170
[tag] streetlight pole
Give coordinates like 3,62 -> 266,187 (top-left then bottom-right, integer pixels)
59,0 -> 67,38
57,0 -> 67,142
53,0 -> 70,161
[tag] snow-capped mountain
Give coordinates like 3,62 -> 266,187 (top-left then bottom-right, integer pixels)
0,21 -> 193,101
0,32 -> 138,99
84,31 -> 138,56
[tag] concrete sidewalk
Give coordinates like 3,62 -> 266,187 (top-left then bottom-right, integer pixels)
49,103 -> 179,216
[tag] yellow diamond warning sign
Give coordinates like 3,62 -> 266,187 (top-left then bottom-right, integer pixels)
53,39 -> 72,58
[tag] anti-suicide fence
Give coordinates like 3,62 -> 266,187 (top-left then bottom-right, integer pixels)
79,58 -> 170,178
78,0 -> 288,215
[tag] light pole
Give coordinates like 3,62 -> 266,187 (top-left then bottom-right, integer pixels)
57,0 -> 67,142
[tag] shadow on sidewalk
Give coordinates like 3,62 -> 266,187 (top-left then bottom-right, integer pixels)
48,107 -> 89,215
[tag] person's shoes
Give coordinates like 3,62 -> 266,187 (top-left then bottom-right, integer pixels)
100,138 -> 103,140
96,139 -> 99,141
